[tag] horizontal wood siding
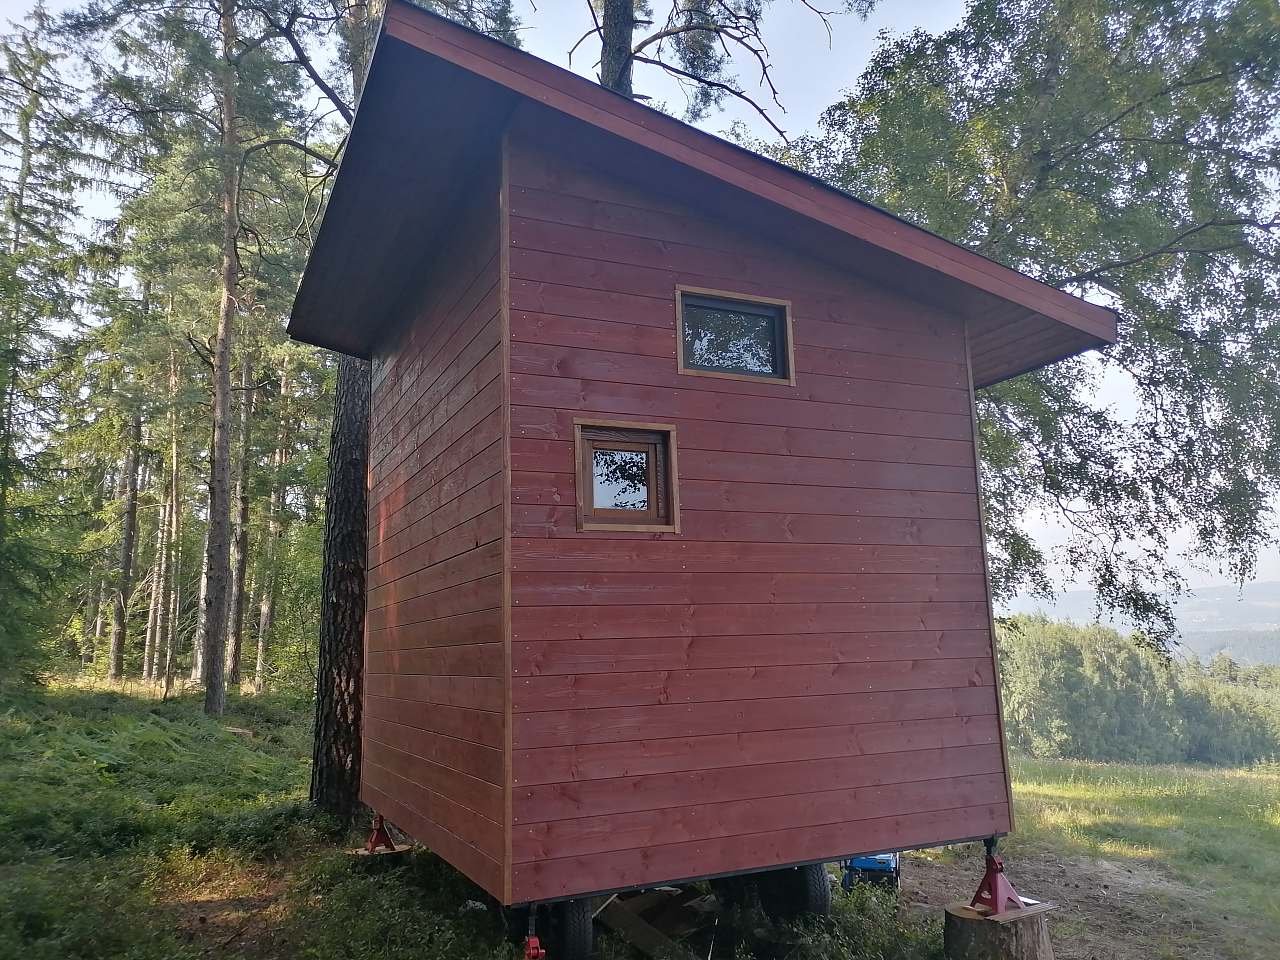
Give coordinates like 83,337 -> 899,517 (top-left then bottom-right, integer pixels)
364,182 -> 506,899
505,129 -> 1010,903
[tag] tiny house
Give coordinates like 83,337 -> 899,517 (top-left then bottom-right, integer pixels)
288,0 -> 1116,941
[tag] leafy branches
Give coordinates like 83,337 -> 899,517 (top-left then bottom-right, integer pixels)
762,0 -> 1280,640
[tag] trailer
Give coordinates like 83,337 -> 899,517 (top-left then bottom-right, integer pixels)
287,4 -> 1117,957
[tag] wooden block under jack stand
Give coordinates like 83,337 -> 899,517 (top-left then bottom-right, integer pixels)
944,901 -> 1057,960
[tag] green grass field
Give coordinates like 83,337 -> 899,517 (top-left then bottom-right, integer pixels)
1011,756 -> 1280,923
1,679 -> 1275,960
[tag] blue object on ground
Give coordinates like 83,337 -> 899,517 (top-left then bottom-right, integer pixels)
840,852 -> 901,891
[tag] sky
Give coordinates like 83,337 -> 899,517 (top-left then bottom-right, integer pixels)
4,0 -> 1277,593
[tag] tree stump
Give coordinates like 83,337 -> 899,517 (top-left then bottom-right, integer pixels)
944,903 -> 1054,960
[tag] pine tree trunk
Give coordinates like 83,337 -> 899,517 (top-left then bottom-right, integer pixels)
81,579 -> 100,664
0,73 -> 37,550
191,523 -> 209,682
202,0 -> 240,717
310,0 -> 377,820
91,575 -> 107,654
108,416 -> 142,681
311,353 -> 369,820
226,351 -> 255,691
255,361 -> 290,693
143,490 -> 168,679
599,0 -> 635,95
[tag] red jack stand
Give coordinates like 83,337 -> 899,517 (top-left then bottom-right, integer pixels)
365,814 -> 396,854
524,909 -> 546,960
970,838 -> 1025,915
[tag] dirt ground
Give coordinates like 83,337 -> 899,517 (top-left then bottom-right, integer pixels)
901,845 -> 1270,960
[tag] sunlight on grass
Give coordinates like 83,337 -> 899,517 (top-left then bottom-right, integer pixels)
1010,755 -> 1280,924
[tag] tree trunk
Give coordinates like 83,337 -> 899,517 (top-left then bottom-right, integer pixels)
81,577 -> 100,664
143,488 -> 168,679
944,905 -> 1054,960
162,339 -> 180,685
191,523 -> 209,682
0,68 -> 37,551
310,0 -> 377,819
108,415 -> 142,681
255,360 -> 291,693
202,0 -> 240,717
599,0 -> 635,95
226,350 -> 255,691
311,353 -> 369,820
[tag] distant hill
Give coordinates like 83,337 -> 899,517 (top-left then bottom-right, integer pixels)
1001,580 -> 1280,664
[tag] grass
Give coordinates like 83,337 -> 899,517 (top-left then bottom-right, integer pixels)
1007,755 -> 1280,924
2,677 -> 1276,960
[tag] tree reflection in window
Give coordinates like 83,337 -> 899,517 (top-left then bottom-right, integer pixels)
592,448 -> 649,510
680,293 -> 788,379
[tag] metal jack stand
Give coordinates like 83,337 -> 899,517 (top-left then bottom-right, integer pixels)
524,907 -> 546,960
971,837 -> 1026,915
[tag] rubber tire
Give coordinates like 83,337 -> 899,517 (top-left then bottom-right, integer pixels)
550,899 -> 594,960
798,863 -> 832,917
760,864 -> 832,919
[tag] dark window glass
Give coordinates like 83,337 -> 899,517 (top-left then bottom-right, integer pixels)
680,294 -> 788,379
578,425 -> 675,529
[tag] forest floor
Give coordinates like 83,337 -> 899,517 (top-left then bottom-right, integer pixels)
1,678 -> 1276,960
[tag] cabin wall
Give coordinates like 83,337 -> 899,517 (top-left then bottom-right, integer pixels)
503,125 -> 1012,904
363,176 -> 506,898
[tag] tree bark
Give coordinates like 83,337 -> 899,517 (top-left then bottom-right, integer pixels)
202,0 -> 241,717
255,359 -> 291,692
163,459 -> 181,694
143,485 -> 168,679
599,0 -> 635,95
81,578 -> 100,664
311,353 -> 369,820
944,905 -> 1054,960
191,523 -> 209,682
108,415 -> 142,680
310,0 -> 376,819
226,350 -> 255,690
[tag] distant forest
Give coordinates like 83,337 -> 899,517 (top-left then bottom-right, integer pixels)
999,617 -> 1280,766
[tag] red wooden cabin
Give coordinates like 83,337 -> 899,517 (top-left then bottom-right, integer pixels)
288,0 -> 1116,938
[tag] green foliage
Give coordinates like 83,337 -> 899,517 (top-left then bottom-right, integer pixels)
0,860 -> 198,960
0,680 -> 317,862
779,884 -> 942,960
758,0 -> 1280,638
999,616 -> 1280,764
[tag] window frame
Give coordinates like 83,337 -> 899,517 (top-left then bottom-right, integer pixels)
574,419 -> 680,533
675,285 -> 796,386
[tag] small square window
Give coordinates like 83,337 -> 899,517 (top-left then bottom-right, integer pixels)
575,421 -> 679,532
677,287 -> 793,383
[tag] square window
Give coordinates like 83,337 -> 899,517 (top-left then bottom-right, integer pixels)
575,422 -> 679,532
677,288 -> 793,383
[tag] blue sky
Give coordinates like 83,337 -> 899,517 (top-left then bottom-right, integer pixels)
4,0 -> 1276,592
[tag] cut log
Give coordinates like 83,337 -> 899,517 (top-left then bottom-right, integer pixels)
944,903 -> 1054,960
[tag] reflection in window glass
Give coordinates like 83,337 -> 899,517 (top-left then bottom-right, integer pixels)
592,449 -> 649,510
681,296 -> 786,378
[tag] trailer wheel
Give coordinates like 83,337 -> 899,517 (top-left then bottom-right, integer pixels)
549,898 -> 593,960
759,863 -> 832,919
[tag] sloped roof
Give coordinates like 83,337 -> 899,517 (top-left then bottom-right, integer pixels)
289,0 -> 1117,386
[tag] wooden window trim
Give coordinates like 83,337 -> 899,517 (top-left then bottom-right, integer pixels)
574,418 -> 680,533
675,285 -> 797,386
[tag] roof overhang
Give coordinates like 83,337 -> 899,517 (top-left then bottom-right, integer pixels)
289,0 -> 1117,387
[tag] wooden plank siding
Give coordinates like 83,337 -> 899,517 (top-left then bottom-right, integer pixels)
362,168 -> 507,901
504,125 -> 1011,903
